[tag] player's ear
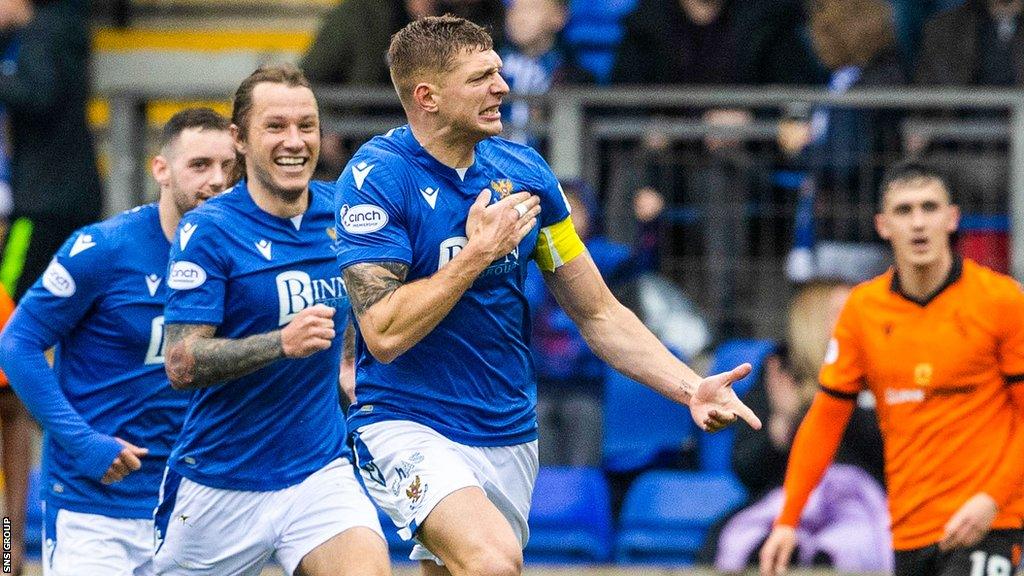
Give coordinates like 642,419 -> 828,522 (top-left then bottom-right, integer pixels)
151,154 -> 170,188
875,213 -> 891,241
230,124 -> 247,155
946,203 -> 961,234
413,82 -> 440,114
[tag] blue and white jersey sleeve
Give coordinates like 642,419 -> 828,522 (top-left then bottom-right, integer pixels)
19,226 -> 109,334
524,147 -> 571,229
165,215 -> 227,326
0,227 -> 122,480
334,159 -> 412,269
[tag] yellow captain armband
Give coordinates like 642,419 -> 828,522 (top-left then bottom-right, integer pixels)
533,216 -> 586,272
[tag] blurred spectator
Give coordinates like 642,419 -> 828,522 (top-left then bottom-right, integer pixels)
526,180 -> 674,466
301,0 -> 506,86
916,0 -> 1023,87
713,281 -> 889,573
498,0 -> 592,146
779,0 -> 905,247
891,0 -> 965,70
300,0 -> 506,179
611,0 -> 823,86
0,3 -> 95,571
0,0 -> 102,299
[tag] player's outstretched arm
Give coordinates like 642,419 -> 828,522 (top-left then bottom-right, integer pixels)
344,190 -> 540,363
164,305 -> 336,390
543,252 -> 760,431
0,308 -> 126,481
759,391 -> 853,576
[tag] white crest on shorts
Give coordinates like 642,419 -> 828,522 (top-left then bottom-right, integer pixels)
167,261 -> 207,290
179,222 -> 198,250
42,259 -> 76,297
824,338 -> 839,365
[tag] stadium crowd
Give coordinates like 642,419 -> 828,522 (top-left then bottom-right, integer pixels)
0,0 -> 1022,574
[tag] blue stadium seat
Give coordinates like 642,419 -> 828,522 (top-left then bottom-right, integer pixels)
576,51 -> 617,85
564,0 -> 638,83
615,470 -> 747,565
699,339 -> 777,472
602,365 -> 696,473
525,467 -> 613,563
567,0 -> 638,20
25,467 -> 41,559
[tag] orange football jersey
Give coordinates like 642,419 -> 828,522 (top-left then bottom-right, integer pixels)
820,258 -> 1024,550
0,284 -> 12,387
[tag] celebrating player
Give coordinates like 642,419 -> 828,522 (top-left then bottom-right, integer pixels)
335,15 -> 761,576
156,64 -> 389,576
0,108 -> 235,575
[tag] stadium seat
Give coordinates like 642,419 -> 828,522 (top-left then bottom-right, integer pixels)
525,467 -> 613,563
602,365 -> 696,473
564,0 -> 639,83
615,470 -> 747,565
699,339 -> 777,472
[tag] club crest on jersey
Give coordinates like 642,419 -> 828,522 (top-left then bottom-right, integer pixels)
339,204 -> 388,234
167,261 -> 207,290
491,179 -> 514,199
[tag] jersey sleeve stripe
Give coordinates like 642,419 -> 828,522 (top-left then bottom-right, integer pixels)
533,216 -> 585,273
818,384 -> 859,401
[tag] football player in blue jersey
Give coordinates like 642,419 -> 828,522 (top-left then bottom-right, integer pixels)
0,107 -> 235,576
335,16 -> 763,576
156,64 -> 389,576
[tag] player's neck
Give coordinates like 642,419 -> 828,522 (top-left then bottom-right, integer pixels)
247,177 -> 309,218
410,123 -> 477,169
894,251 -> 953,301
157,193 -> 181,242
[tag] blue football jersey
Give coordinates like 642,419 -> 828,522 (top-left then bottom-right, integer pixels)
335,126 -> 571,446
8,204 -> 186,518
164,180 -> 350,491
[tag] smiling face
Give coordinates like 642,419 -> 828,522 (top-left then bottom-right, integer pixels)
432,48 -> 510,141
153,127 -> 236,217
234,82 -> 320,199
875,178 -> 960,272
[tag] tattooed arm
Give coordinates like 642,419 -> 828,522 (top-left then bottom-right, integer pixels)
165,305 -> 336,390
344,190 -> 541,363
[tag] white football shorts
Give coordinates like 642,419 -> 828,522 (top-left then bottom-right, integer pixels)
152,458 -> 383,576
352,420 -> 538,564
42,502 -> 154,576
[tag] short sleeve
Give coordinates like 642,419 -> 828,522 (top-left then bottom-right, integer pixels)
996,280 -> 1024,381
525,148 -> 571,228
16,226 -> 108,338
334,159 -> 413,270
818,298 -> 867,398
164,214 -> 227,326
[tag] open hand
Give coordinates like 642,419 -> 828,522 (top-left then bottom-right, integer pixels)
689,363 -> 762,432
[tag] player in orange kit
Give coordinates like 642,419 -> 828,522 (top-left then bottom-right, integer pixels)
761,162 -> 1024,576
0,282 -> 34,576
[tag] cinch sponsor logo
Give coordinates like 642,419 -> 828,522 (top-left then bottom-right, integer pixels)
339,204 -> 388,234
167,261 -> 207,290
276,270 -> 346,326
42,259 -> 76,297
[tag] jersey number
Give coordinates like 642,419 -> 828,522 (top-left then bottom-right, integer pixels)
145,316 -> 166,365
970,551 -> 1012,576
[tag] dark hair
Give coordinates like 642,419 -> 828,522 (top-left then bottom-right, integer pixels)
387,15 -> 494,106
879,161 -> 952,210
159,107 -> 230,151
231,63 -> 312,141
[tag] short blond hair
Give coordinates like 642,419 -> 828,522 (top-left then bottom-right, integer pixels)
387,15 -> 494,107
787,281 -> 850,402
